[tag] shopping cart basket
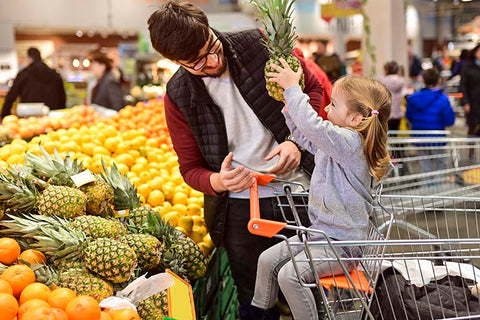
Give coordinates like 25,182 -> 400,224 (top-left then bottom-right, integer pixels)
370,193 -> 480,320
247,173 -> 394,320
384,136 -> 480,198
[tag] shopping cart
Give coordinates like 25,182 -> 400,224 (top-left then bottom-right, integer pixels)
384,135 -> 480,198
370,193 -> 480,320
247,173 -> 394,320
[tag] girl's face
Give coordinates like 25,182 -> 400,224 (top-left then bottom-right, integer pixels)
324,86 -> 362,127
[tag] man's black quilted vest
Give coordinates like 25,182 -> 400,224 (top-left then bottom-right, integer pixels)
166,29 -> 315,245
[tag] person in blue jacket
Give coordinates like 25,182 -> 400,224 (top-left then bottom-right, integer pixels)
406,68 -> 455,175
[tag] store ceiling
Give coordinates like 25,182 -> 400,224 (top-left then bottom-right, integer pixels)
415,0 -> 480,22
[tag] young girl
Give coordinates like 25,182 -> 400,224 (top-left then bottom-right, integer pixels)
250,59 -> 392,320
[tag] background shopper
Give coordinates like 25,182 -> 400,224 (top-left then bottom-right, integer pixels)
89,53 -> 125,111
378,61 -> 406,131
406,68 -> 455,173
461,45 -> 480,136
1,47 -> 66,119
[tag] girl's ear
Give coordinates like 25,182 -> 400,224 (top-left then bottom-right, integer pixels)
350,112 -> 363,127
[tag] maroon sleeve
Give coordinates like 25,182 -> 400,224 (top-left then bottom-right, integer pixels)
304,59 -> 332,111
164,93 -> 219,196
293,51 -> 328,120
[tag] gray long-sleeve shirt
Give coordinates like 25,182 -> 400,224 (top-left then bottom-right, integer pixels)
283,85 -> 373,241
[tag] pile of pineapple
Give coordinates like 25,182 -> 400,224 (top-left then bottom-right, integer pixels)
0,148 -> 207,319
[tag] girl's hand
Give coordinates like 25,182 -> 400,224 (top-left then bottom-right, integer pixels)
266,57 -> 303,90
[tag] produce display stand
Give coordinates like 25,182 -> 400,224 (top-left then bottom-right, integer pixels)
0,99 -> 240,319
192,247 -> 239,320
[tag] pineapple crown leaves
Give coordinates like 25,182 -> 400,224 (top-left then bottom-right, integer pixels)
144,211 -> 179,250
0,168 -> 39,212
0,213 -> 86,261
21,261 -> 60,288
125,219 -> 141,234
25,145 -> 84,187
100,159 -> 141,211
250,0 -> 298,56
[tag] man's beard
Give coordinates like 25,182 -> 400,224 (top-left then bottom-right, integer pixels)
203,56 -> 228,78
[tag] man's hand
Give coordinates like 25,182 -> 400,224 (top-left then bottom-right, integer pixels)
465,104 -> 471,114
266,57 -> 303,90
265,141 -> 301,175
210,152 -> 255,193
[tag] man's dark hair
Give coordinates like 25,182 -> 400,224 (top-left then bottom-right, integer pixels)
90,53 -> 113,72
148,1 -> 210,61
27,47 -> 41,62
384,61 -> 400,75
422,68 -> 440,87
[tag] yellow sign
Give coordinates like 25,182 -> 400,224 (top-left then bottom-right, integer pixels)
166,269 -> 196,320
321,3 -> 362,22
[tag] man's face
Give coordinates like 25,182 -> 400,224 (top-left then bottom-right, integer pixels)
175,30 -> 227,77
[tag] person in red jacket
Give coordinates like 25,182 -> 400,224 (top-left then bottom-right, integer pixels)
148,2 -> 325,318
293,47 -> 332,112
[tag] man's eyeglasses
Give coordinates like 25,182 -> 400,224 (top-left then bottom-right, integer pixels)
181,37 -> 221,71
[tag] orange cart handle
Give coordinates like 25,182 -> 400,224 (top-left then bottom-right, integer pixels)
248,173 -> 287,237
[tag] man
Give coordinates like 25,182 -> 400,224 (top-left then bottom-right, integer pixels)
2,47 -> 66,118
147,2 -> 324,318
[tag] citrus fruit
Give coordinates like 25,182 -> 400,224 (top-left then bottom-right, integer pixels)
18,249 -> 47,265
48,287 -> 77,310
100,311 -> 112,320
0,292 -> 18,320
50,308 -> 69,320
0,279 -> 13,295
171,192 -> 188,206
0,264 -> 36,298
0,238 -> 21,265
163,211 -> 179,227
22,307 -> 58,320
19,282 -> 50,305
65,295 -> 101,320
17,299 -> 51,320
147,190 -> 165,207
177,215 -> 193,233
110,309 -> 140,320
137,184 -> 152,200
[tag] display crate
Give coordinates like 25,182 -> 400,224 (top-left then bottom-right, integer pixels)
193,247 -> 239,320
193,247 -> 221,316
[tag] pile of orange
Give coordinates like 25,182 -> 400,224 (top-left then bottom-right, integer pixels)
0,237 -> 47,267
102,99 -> 171,144
1,106 -> 100,140
0,238 -> 140,320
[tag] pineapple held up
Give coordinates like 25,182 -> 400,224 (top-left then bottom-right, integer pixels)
250,0 -> 304,101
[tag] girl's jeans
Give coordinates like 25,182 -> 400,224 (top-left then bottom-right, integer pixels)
251,234 -> 358,320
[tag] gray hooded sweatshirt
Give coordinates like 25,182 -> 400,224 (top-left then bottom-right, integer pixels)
283,85 -> 373,241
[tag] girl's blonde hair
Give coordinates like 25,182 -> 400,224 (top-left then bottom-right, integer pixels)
335,75 -> 392,181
